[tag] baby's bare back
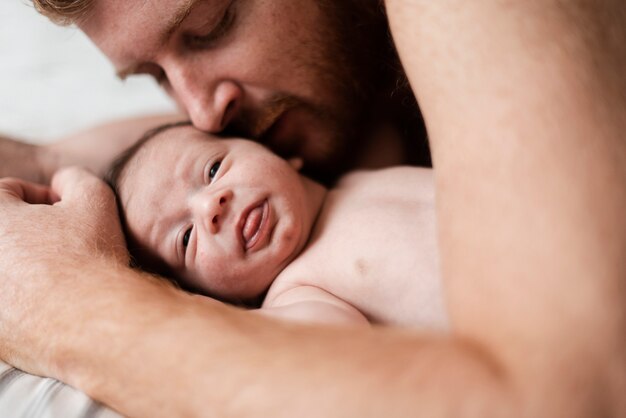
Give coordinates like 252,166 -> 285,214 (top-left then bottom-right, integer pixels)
266,167 -> 448,329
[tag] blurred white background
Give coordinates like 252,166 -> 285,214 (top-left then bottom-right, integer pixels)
0,0 -> 177,144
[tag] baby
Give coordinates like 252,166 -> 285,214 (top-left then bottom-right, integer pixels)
107,122 -> 447,329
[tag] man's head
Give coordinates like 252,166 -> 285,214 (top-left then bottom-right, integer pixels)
107,123 -> 326,304
33,0 -> 426,181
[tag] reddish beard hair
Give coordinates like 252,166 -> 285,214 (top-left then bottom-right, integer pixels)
306,0 -> 429,174
228,1 -> 428,182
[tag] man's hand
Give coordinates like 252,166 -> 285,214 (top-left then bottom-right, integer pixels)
0,176 -> 58,204
0,168 -> 128,376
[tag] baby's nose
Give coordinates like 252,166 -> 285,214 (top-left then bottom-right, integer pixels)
193,189 -> 233,233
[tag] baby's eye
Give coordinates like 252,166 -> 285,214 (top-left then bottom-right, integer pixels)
182,226 -> 193,248
209,161 -> 221,181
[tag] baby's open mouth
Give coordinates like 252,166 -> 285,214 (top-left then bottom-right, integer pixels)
241,199 -> 269,251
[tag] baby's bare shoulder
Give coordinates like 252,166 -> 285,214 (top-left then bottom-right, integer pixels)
337,166 -> 431,185
335,166 -> 434,197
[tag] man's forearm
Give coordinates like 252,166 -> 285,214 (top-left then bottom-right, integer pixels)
0,113 -> 184,184
46,113 -> 185,180
0,135 -> 54,183
54,263 -> 512,418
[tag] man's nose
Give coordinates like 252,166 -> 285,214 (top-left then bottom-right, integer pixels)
165,63 -> 242,132
191,188 -> 233,234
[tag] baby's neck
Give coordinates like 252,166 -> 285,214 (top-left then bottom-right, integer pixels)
300,175 -> 328,234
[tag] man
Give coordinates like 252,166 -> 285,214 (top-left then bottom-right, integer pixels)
0,1 -> 625,418
1,0 -> 428,185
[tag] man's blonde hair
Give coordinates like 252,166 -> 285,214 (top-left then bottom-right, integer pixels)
31,0 -> 93,25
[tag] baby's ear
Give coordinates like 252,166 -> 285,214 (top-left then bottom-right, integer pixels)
287,157 -> 304,171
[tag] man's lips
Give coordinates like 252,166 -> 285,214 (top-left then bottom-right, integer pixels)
239,199 -> 270,252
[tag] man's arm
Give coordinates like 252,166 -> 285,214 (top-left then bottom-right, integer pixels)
45,113 -> 186,181
385,0 -> 626,414
47,266 -> 511,418
0,2 -> 624,418
0,113 -> 183,183
0,134 -> 54,183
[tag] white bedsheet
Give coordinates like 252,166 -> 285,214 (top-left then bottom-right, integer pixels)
0,1 -> 176,144
0,362 -> 121,418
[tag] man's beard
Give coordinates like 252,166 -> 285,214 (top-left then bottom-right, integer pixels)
224,93 -> 359,179
316,0 -> 400,100
225,0 -> 423,182
312,2 -> 403,135
306,0 -> 427,176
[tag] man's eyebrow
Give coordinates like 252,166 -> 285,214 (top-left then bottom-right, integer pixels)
163,0 -> 198,42
116,0 -> 199,80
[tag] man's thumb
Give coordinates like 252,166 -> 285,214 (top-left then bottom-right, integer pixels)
51,166 -> 113,207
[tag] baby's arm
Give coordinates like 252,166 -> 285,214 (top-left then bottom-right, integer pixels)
258,285 -> 369,327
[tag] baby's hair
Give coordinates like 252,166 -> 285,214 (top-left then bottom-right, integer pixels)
104,120 -> 193,279
104,122 -> 272,308
105,120 -> 193,193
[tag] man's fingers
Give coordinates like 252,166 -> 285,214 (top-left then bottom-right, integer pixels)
0,178 -> 59,204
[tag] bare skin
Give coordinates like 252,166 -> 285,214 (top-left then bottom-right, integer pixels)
0,135 -> 53,183
386,0 -> 626,415
115,128 -> 446,329
0,1 -> 624,417
266,167 -> 443,328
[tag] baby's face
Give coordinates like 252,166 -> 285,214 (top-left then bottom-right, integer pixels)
118,127 -> 322,302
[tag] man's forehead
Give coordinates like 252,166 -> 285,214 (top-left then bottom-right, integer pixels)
80,0 -> 199,68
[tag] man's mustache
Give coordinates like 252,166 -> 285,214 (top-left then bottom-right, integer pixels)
226,94 -> 302,140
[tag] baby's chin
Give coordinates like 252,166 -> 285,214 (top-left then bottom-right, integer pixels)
190,216 -> 309,306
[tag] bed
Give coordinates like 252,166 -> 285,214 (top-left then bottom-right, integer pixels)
0,2 -> 177,416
